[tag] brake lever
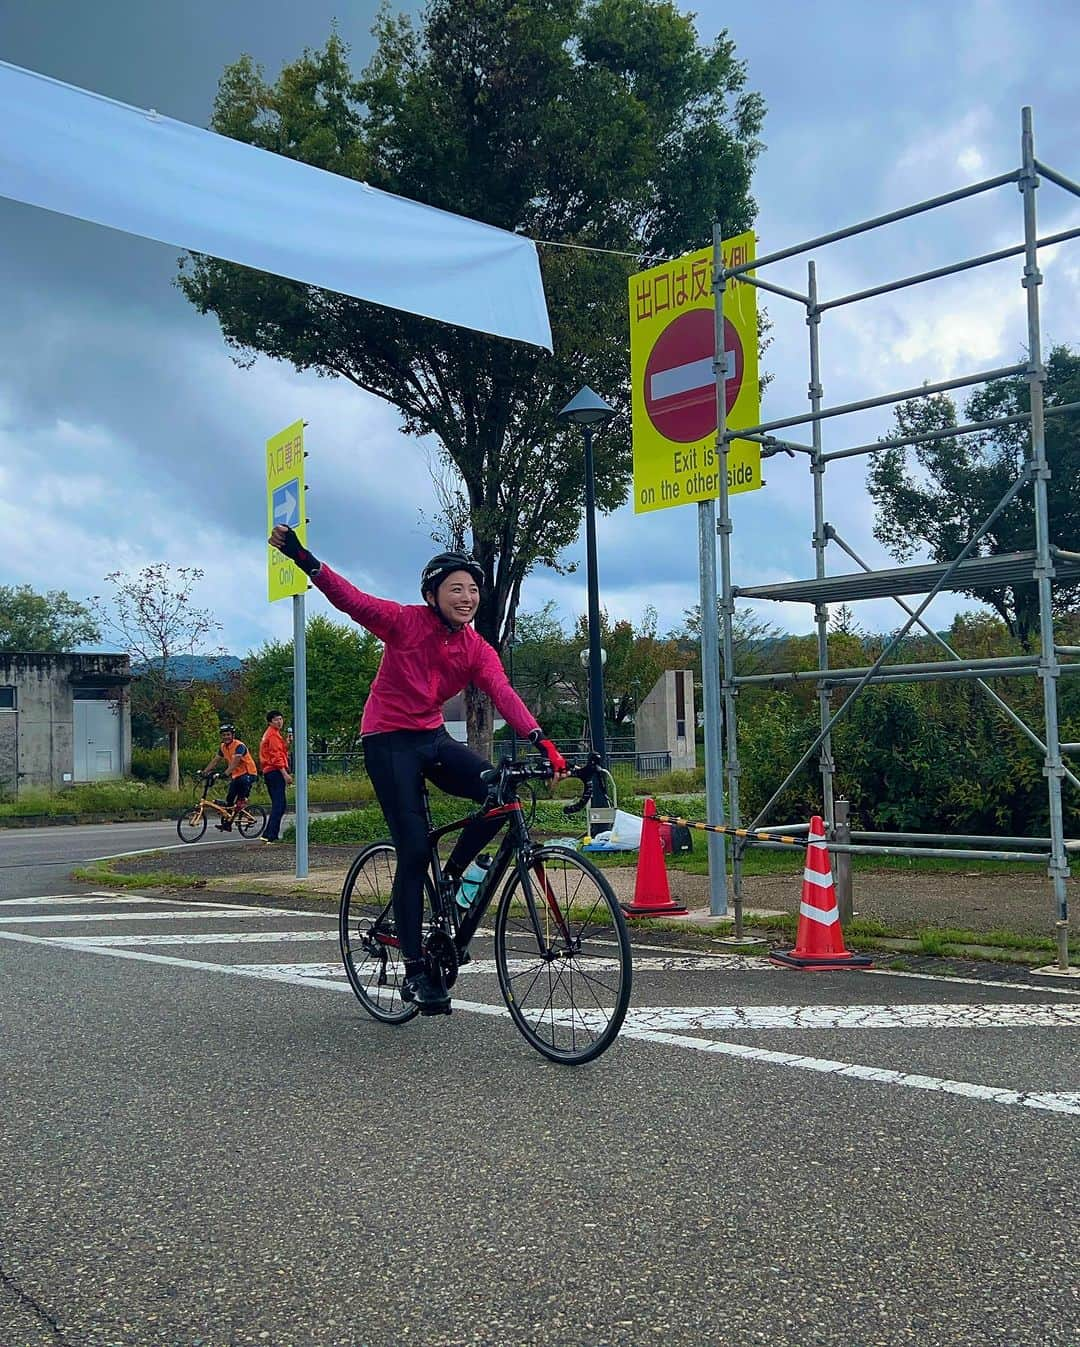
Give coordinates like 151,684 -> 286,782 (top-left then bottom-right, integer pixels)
562,762 -> 592,815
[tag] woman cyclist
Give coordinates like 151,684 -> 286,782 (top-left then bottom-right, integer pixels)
269,524 -> 566,1013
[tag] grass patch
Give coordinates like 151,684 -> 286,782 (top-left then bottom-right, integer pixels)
3,781 -> 190,818
1,773 -> 373,822
72,863 -> 207,890
917,928 -> 952,957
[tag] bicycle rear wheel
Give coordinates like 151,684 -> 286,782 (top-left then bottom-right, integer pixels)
237,803 -> 266,838
176,808 -> 207,843
494,846 -> 632,1064
339,841 -> 421,1025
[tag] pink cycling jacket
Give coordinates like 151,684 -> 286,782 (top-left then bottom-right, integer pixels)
312,564 -> 541,740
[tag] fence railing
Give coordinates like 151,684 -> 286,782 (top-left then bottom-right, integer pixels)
306,745 -> 674,778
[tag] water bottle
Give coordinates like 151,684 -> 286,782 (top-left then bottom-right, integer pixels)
454,854 -> 491,909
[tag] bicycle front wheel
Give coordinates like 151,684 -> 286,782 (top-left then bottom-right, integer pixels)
339,841 -> 420,1025
494,846 -> 632,1064
176,808 -> 207,843
237,803 -> 266,838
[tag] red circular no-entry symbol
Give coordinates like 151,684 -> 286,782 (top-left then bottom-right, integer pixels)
643,309 -> 743,443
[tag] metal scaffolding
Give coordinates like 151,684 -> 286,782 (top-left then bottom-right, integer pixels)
711,107 -> 1078,970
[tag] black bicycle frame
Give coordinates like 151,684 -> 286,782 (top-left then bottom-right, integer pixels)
425,794 -> 569,953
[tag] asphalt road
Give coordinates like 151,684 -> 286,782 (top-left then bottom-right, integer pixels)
1,883 -> 1077,1347
0,820 -> 250,900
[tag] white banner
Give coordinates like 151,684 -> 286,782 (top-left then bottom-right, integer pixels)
0,61 -> 552,350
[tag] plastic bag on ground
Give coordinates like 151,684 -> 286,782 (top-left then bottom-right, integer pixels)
582,809 -> 643,851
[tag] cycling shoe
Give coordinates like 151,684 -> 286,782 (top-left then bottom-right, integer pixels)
401,970 -> 451,1015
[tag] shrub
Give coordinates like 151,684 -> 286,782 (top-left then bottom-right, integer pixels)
131,746 -> 210,783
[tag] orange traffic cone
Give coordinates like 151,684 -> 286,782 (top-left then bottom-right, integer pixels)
622,799 -> 689,917
770,815 -> 872,969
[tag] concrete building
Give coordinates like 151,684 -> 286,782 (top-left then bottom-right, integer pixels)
634,669 -> 696,773
0,653 -> 132,795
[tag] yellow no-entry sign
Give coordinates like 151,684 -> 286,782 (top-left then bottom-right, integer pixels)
629,232 -> 761,514
266,420 -> 308,602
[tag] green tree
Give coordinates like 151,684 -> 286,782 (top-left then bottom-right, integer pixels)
0,585 -> 100,652
93,566 -> 222,789
867,348 -> 1080,649
241,614 -> 381,754
178,3 -> 764,750
504,601 -> 686,742
183,687 -> 224,754
506,602 -> 577,737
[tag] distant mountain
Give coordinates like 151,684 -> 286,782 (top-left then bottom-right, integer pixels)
131,654 -> 242,685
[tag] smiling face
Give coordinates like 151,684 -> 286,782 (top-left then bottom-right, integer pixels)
428,569 -> 480,628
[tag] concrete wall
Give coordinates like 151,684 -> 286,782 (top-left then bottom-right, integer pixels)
634,669 -> 696,772
0,653 -> 131,795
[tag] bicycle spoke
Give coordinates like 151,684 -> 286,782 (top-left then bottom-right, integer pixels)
495,847 -> 631,1064
340,841 -> 418,1025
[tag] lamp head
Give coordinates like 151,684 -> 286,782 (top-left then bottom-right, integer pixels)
558,386 -> 616,427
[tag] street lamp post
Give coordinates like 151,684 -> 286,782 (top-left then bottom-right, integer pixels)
558,385 -> 616,807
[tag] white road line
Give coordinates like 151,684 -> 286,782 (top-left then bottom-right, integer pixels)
0,893 -> 183,908
50,930 -> 339,947
867,966 -> 1080,997
13,895 -> 1080,999
2,928 -> 1077,1117
89,839 -> 243,860
0,907 -> 277,924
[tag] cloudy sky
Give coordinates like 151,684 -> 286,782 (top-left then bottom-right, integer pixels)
3,0 -> 1080,658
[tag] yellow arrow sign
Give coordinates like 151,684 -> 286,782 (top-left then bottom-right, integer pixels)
266,420 -> 308,603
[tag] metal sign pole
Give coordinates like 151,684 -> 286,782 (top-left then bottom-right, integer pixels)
699,497 -> 728,916
292,590 -> 309,879
704,223 -> 730,917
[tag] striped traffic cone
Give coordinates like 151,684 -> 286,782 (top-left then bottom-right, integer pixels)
771,815 -> 872,969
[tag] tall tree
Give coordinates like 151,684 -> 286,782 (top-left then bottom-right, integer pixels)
241,614 -> 381,754
178,2 -> 764,751
93,566 -> 222,789
0,585 -> 100,652
867,347 -> 1080,649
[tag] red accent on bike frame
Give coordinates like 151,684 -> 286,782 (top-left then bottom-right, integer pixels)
482,802 -> 522,819
531,863 -> 573,943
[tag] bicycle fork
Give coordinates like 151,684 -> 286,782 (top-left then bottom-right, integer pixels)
516,853 -> 574,957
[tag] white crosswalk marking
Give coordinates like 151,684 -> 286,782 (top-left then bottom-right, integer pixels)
0,907 -> 275,924
2,893 -> 1078,1117
49,929 -> 339,947
619,1004 -> 1080,1031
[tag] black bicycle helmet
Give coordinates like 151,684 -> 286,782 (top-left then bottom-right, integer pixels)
218,723 -> 234,735
420,551 -> 484,599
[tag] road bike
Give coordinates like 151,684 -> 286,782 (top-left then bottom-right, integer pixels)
176,773 -> 266,842
339,753 -> 632,1064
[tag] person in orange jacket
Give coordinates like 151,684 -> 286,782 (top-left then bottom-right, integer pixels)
259,710 -> 292,843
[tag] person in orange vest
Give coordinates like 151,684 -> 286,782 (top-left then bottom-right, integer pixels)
203,724 -> 257,831
259,710 -> 292,843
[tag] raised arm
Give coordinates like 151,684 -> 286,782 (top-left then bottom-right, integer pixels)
269,525 -> 404,641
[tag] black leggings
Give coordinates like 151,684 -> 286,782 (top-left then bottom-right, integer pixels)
362,728 -> 503,962
225,774 -> 255,808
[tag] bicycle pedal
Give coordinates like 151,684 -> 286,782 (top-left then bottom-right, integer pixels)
419,1002 -> 452,1017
